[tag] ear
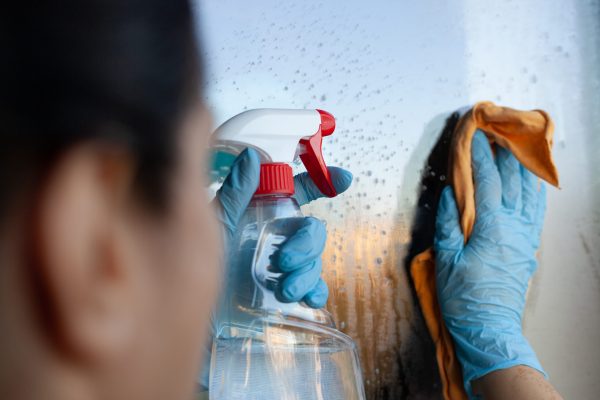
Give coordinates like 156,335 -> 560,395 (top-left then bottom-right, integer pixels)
31,142 -> 138,363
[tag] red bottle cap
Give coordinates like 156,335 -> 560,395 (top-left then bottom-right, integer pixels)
255,163 -> 294,196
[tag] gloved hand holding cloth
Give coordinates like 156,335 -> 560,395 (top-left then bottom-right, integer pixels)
410,102 -> 560,399
436,131 -> 548,395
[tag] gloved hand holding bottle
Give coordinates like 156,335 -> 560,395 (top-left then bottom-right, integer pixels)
198,148 -> 353,391
215,147 -> 353,308
434,131 -> 562,399
206,109 -> 365,400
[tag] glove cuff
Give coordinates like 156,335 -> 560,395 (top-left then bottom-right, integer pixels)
451,330 -> 547,398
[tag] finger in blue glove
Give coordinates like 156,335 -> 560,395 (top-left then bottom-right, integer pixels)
471,131 -> 502,217
495,146 -> 522,211
271,217 -> 327,307
303,279 -> 329,309
294,167 -> 353,206
214,148 -> 260,240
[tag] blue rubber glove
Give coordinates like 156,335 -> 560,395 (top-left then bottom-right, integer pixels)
434,131 -> 547,397
215,148 -> 352,308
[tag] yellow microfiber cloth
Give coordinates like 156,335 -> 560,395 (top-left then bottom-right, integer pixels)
409,101 -> 560,399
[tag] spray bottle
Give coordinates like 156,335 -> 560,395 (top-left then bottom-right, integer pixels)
209,109 -> 365,400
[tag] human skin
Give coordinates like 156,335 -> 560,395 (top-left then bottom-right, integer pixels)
0,103 -> 222,400
474,366 -> 564,399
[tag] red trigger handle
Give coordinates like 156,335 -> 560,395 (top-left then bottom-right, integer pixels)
299,109 -> 337,198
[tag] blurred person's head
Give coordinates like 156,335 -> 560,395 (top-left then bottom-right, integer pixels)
0,1 -> 221,399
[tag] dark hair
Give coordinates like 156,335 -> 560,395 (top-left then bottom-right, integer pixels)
0,0 -> 201,214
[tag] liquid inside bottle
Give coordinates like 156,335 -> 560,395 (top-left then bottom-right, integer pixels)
209,195 -> 365,400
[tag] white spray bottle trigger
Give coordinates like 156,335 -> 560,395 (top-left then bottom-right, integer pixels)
212,108 -> 337,197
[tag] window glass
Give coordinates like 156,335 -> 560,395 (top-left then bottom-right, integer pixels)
198,1 -> 600,398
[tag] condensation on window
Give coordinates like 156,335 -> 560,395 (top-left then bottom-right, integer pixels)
198,1 -> 600,398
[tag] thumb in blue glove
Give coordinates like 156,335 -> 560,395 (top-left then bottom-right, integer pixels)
434,131 -> 547,397
214,148 -> 352,309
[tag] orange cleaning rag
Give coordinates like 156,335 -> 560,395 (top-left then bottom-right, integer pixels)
409,101 -> 560,399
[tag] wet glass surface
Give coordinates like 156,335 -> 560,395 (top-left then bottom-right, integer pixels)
197,1 -> 600,398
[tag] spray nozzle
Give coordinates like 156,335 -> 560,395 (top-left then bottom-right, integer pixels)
298,109 -> 337,197
212,108 -> 337,197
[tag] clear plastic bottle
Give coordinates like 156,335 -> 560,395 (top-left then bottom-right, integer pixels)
209,193 -> 365,400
